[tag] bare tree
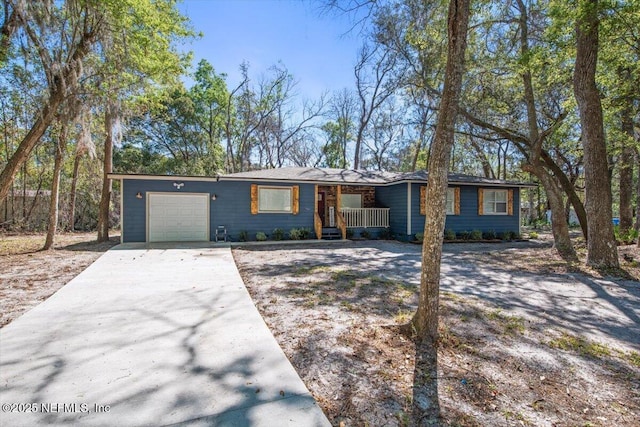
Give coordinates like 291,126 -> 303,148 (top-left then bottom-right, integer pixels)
322,88 -> 357,169
353,43 -> 400,169
362,99 -> 403,170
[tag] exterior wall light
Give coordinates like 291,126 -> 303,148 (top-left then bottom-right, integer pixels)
136,192 -> 143,199
211,194 -> 217,201
173,182 -> 185,189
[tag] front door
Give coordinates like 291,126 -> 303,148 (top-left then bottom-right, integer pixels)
317,191 -> 326,226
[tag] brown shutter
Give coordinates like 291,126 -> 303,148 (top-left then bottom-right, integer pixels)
507,189 -> 514,215
420,186 -> 426,215
292,185 -> 299,215
478,188 -> 484,215
454,187 -> 461,215
250,184 -> 258,214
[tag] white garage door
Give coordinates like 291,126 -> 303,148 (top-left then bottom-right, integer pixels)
148,193 -> 209,242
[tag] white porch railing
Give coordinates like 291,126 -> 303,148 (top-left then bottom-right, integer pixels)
340,208 -> 390,228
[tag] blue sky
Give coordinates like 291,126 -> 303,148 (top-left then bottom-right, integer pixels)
178,0 -> 367,99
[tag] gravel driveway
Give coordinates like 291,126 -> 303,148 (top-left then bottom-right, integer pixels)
240,240 -> 640,353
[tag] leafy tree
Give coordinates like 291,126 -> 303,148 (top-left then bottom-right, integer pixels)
190,59 -> 228,173
93,0 -> 194,242
0,0 -> 103,204
321,120 -> 351,168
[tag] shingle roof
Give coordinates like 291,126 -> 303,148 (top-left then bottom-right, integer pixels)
221,167 -> 534,187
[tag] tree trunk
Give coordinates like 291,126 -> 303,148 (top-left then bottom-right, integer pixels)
410,0 -> 470,343
528,185 -> 535,224
43,125 -> 66,250
540,150 -> 588,240
619,94 -> 634,234
524,165 -> 577,260
68,153 -> 82,231
573,0 -> 619,268
97,107 -> 114,242
354,125 -> 364,169
636,151 -> 640,247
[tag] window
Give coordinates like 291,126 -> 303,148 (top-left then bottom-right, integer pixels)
420,186 -> 459,215
446,188 -> 455,215
258,187 -> 292,212
341,194 -> 362,209
482,189 -> 508,214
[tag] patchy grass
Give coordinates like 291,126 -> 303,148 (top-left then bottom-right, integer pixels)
234,243 -> 640,426
626,351 -> 640,367
547,332 -> 612,359
486,309 -> 526,335
471,232 -> 640,281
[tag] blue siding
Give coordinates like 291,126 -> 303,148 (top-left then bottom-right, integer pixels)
375,183 -> 408,239
411,184 -> 521,235
121,177 -> 521,243
121,179 -> 315,242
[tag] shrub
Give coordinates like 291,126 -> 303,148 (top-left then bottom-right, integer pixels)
444,229 -> 456,240
470,229 -> 483,240
502,230 -> 520,241
614,225 -> 639,245
256,232 -> 267,241
483,230 -> 497,240
529,231 -> 539,239
238,230 -> 248,242
457,230 -> 471,240
414,232 -> 424,242
272,228 -> 285,241
360,230 -> 371,239
379,228 -> 393,240
346,229 -> 354,239
299,227 -> 311,240
289,228 -> 303,240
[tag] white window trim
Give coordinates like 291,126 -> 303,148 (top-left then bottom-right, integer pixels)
483,189 -> 508,215
258,186 -> 293,213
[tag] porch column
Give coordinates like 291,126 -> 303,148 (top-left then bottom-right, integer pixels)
336,185 -> 346,239
314,184 -> 322,240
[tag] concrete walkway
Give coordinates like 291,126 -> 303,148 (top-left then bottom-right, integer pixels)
0,243 -> 330,426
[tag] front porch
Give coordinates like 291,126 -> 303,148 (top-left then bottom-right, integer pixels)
314,184 -> 390,240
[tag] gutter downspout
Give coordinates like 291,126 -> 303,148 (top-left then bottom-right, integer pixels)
407,182 -> 412,237
119,179 -> 124,244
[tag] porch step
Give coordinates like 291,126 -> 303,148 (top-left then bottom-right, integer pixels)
321,227 -> 342,240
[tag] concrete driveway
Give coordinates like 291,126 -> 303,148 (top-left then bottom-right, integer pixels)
0,244 -> 330,426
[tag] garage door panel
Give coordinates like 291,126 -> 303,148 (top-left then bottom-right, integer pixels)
148,193 -> 209,242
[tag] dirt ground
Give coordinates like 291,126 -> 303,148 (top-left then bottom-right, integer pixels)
233,238 -> 640,426
0,231 -> 119,327
1,231 -> 638,426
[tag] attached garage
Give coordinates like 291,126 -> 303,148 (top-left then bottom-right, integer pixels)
147,193 -> 209,242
